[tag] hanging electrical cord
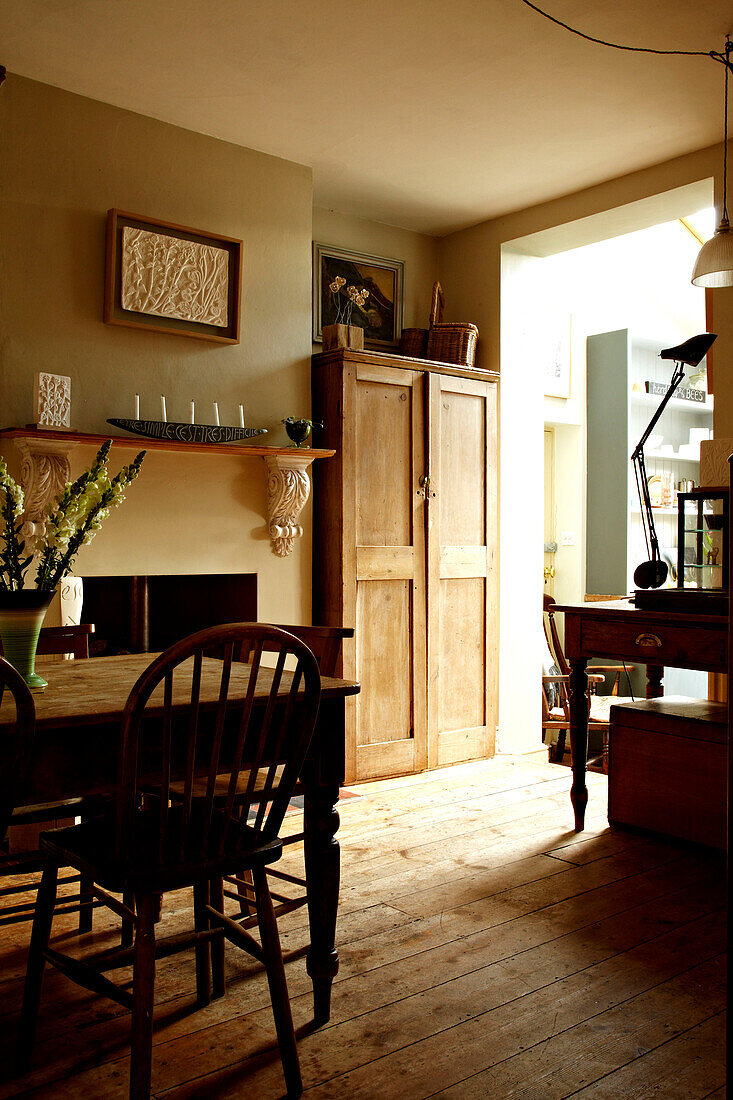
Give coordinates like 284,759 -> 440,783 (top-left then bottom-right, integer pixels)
722,42 -> 730,227
519,0 -> 731,69
520,3 -> 733,281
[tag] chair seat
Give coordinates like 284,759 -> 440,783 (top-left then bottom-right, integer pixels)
11,795 -> 108,827
41,807 -> 283,894
547,697 -> 635,724
589,695 -> 635,723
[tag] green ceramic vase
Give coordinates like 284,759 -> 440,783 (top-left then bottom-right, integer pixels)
0,591 -> 53,691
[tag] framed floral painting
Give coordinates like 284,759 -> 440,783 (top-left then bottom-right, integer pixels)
104,210 -> 242,343
313,243 -> 404,348
543,313 -> 572,399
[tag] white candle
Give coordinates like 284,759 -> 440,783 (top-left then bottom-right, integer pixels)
160,394 -> 167,422
190,400 -> 195,424
213,401 -> 220,426
239,404 -> 245,428
135,393 -> 140,419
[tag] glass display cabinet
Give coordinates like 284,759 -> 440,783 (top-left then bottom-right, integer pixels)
677,487 -> 729,596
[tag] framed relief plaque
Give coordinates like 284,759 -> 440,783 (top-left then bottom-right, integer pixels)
104,210 -> 242,344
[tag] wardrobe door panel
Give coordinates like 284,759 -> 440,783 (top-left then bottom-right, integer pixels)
439,389 -> 486,546
427,374 -> 498,768
353,364 -> 427,780
356,580 -> 413,744
356,377 -> 413,547
439,576 -> 486,734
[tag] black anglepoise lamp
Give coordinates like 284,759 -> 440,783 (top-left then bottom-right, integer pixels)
632,332 -> 717,590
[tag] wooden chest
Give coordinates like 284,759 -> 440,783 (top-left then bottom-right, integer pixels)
608,698 -> 727,849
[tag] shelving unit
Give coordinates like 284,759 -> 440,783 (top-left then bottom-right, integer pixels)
586,329 -> 713,695
586,330 -> 713,596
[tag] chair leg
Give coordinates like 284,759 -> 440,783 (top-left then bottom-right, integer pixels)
121,890 -> 135,948
78,873 -> 94,933
553,729 -> 567,762
254,865 -> 302,1098
209,876 -> 226,999
130,892 -> 157,1100
236,867 -> 257,916
193,880 -> 211,1007
17,860 -> 59,1071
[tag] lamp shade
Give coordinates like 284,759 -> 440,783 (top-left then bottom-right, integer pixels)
691,219 -> 733,286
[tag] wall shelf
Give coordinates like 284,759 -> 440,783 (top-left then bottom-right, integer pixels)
645,450 -> 702,463
0,427 -> 335,558
630,392 -> 713,414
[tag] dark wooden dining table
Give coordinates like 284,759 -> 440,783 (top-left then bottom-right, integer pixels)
0,651 -> 360,1024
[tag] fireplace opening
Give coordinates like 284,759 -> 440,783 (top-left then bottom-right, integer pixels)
80,573 -> 258,655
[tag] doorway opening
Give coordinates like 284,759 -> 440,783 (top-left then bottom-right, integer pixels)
498,179 -> 715,755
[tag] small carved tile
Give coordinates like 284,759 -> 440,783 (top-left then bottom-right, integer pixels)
34,372 -> 71,429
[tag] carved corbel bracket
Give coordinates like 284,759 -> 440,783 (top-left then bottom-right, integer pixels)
13,437 -> 78,554
264,453 -> 315,557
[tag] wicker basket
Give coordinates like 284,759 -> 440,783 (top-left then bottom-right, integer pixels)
399,328 -> 429,358
426,282 -> 478,368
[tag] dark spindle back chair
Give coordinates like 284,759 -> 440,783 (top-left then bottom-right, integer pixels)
543,596 -> 634,771
116,623 -> 321,867
222,623 -> 353,927
19,623 -> 322,1099
0,624 -> 99,930
0,656 -> 36,844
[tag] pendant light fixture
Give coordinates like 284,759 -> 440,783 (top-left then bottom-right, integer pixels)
692,37 -> 733,287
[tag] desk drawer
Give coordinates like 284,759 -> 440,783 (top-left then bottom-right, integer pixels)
579,617 -> 725,671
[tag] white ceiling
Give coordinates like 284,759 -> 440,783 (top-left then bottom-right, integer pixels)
1,0 -> 731,235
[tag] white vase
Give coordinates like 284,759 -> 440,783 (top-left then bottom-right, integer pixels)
60,575 -> 84,626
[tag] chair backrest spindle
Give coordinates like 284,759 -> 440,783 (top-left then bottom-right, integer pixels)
0,658 -> 36,844
115,623 -> 321,865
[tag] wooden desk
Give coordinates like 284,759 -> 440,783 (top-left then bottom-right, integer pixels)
0,652 -> 360,1023
554,599 -> 728,832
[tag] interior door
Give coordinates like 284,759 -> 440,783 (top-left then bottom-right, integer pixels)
351,363 -> 427,780
426,372 -> 497,768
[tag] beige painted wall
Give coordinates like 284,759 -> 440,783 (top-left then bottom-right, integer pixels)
1,76 -> 314,624
312,206 -> 439,344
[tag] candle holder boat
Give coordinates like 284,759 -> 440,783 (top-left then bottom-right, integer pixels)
108,418 -> 267,445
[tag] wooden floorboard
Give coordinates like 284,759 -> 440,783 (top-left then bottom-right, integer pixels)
0,757 -> 724,1098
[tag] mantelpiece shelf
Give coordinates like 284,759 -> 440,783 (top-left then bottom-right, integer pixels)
0,427 -> 333,462
0,428 -> 334,558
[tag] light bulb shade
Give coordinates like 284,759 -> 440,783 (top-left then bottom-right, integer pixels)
691,220 -> 733,287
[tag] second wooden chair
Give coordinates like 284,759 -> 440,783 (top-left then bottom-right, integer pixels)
0,624 -> 99,931
542,596 -> 635,771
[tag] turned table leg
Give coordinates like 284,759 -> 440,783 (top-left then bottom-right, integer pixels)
646,663 -> 664,698
303,782 -> 341,1024
568,658 -> 589,832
